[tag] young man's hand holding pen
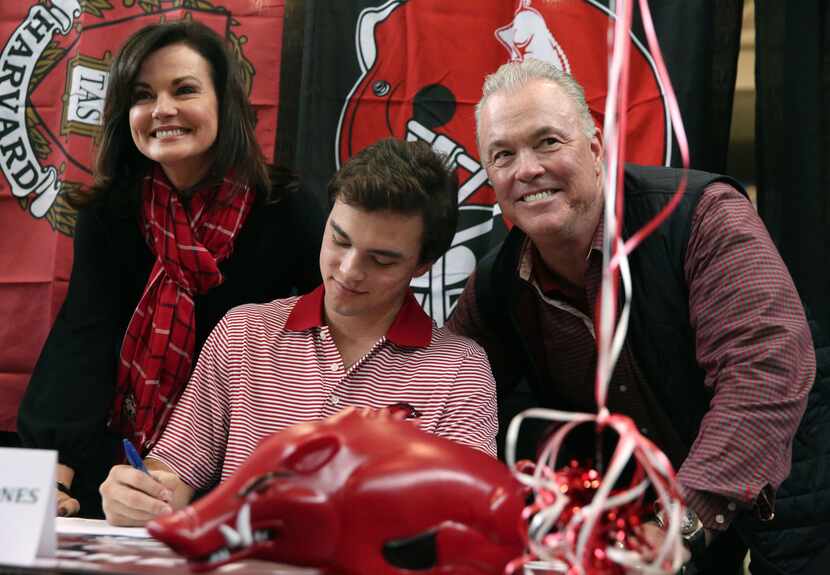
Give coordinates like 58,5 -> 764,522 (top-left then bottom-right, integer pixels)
99,439 -> 194,526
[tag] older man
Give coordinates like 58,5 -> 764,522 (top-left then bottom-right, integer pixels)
447,59 -> 815,573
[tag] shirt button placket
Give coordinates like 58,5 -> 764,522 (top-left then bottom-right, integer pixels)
326,361 -> 344,413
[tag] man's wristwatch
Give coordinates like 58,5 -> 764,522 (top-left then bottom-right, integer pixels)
655,506 -> 706,559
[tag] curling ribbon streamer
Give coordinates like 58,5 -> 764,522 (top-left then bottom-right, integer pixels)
506,0 -> 694,573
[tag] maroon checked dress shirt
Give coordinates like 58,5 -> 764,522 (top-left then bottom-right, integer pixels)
448,182 -> 815,531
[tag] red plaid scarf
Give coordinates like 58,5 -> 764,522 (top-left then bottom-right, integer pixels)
110,165 -> 253,454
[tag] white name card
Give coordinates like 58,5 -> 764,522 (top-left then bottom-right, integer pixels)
0,448 -> 56,565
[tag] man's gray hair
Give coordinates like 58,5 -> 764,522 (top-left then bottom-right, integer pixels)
475,59 -> 597,142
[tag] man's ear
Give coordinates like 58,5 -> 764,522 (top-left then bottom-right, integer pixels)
590,131 -> 604,178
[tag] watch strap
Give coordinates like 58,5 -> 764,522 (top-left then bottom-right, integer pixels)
683,525 -> 707,560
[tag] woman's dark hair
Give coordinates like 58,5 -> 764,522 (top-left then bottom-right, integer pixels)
72,20 -> 272,208
328,138 -> 458,265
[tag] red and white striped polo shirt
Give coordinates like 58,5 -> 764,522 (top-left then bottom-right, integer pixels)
149,286 -> 498,491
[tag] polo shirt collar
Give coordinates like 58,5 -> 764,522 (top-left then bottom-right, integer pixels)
286,285 -> 432,348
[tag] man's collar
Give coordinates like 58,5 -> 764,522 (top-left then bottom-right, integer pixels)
590,210 -> 605,253
519,210 -> 606,279
286,285 -> 432,348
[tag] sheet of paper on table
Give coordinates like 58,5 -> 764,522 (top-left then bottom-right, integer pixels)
33,525 -> 322,574
57,517 -> 150,538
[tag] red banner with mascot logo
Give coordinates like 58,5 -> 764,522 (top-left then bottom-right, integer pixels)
298,0 -> 683,327
0,0 -> 285,433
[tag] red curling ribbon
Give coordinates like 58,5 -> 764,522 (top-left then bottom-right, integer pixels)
505,0 -> 695,572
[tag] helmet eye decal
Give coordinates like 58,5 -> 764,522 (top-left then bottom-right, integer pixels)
412,84 -> 456,131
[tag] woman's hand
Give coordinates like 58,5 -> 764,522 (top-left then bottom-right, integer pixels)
56,463 -> 79,517
56,486 -> 80,517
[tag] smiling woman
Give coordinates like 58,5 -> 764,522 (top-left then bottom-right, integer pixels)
127,43 -> 219,190
17,20 -> 324,520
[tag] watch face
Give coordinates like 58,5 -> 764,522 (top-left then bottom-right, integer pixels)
681,508 -> 702,536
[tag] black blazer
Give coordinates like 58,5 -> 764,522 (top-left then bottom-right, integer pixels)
18,185 -> 324,517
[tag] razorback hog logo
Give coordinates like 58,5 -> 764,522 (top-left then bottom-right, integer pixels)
336,0 -> 670,326
148,407 -> 526,574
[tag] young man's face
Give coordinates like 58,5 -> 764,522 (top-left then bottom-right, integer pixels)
320,199 -> 432,326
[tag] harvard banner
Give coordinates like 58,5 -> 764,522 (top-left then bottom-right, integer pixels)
0,1 -> 286,433
297,0 -> 740,327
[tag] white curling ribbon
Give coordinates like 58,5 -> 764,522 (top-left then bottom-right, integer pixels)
507,0 -> 696,571
507,408 -> 687,575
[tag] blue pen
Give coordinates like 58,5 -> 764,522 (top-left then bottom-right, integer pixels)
122,438 -> 150,474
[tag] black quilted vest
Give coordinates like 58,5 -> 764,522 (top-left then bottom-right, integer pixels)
474,164 -> 830,573
477,164 -> 738,464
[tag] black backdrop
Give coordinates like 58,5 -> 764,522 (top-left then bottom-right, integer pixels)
756,0 -> 830,334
